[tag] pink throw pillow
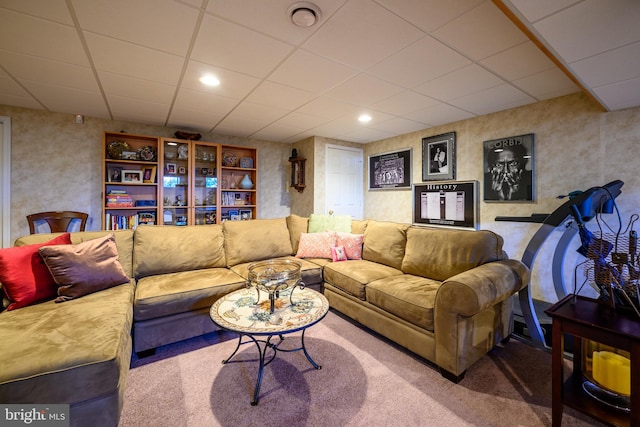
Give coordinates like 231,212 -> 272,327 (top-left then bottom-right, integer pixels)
331,246 -> 348,262
336,232 -> 364,260
295,231 -> 336,259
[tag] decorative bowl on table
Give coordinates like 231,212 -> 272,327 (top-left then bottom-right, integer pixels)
247,259 -> 303,313
107,140 -> 130,159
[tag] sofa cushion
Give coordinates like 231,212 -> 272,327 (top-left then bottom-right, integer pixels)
308,213 -> 352,233
295,231 -> 336,259
351,219 -> 368,234
362,220 -> 410,270
224,218 -> 293,266
134,268 -> 246,321
402,227 -> 504,281
0,233 -> 72,311
229,256 -> 323,287
134,225 -> 225,278
0,283 -> 133,405
286,214 -> 309,254
323,259 -> 403,300
39,234 -> 130,302
366,274 -> 441,331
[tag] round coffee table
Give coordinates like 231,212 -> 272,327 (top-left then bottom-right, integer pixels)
210,286 -> 329,405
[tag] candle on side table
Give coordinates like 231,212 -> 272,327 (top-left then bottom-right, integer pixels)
592,351 -> 630,395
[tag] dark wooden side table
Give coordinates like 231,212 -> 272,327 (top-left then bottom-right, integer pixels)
545,294 -> 640,426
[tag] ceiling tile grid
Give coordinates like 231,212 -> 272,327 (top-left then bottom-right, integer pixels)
0,0 -> 635,143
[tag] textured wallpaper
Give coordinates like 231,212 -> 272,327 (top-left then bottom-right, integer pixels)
3,91 -> 640,305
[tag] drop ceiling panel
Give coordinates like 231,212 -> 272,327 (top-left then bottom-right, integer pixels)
206,0 -> 348,46
415,64 -> 504,102
433,1 -> 527,61
375,0 -> 485,33
480,41 -> 555,81
450,83 -> 533,115
0,51 -> 98,91
180,61 -> 261,99
85,33 -> 184,85
367,36 -> 472,88
245,81 -> 315,110
1,0 -> 74,25
167,107 -> 225,131
0,9 -> 88,65
404,103 -> 474,127
532,0 -> 640,63
371,91 -> 440,117
571,42 -> 640,88
512,68 -> 577,100
370,117 -> 430,135
268,50 -> 357,93
295,96 -> 362,120
72,0 -> 199,55
303,0 -> 424,70
99,71 -> 175,104
505,0 -> 582,22
192,14 -> 294,78
326,74 -> 404,106
25,82 -> 109,118
593,78 -> 640,111
107,95 -> 170,125
172,88 -> 239,116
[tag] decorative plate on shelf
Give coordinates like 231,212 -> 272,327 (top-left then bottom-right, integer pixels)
107,140 -> 130,159
240,157 -> 254,168
137,146 -> 157,162
222,152 -> 239,167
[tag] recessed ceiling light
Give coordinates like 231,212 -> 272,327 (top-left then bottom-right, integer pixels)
199,74 -> 220,87
288,2 -> 321,27
358,114 -> 372,123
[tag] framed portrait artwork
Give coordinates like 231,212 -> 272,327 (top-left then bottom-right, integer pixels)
422,132 -> 455,181
142,166 -> 156,183
483,133 -> 534,202
166,163 -> 176,174
368,148 -> 412,190
108,167 -> 122,182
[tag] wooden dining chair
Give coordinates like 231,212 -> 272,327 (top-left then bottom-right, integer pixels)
27,211 -> 88,234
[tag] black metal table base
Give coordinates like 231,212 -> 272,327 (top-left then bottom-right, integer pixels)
221,328 -> 321,405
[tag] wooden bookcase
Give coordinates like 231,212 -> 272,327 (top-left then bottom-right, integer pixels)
220,144 -> 257,222
102,132 -> 257,228
102,131 -> 160,230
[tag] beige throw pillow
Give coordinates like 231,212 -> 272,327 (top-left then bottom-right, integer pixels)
39,234 -> 130,302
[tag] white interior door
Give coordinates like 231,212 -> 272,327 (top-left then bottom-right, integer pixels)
326,145 -> 363,219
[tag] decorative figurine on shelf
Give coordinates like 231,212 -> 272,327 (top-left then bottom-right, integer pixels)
290,148 -> 298,160
163,197 -> 171,206
175,195 -> 184,206
178,144 -> 188,159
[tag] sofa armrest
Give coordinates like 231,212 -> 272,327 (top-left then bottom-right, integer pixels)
435,259 -> 530,317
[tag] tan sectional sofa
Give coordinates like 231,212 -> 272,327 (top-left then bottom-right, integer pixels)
0,216 -> 529,426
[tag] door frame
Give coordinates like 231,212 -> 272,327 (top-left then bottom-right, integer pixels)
325,144 -> 364,219
1,116 -> 10,247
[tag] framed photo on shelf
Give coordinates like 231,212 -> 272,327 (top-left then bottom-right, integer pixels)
368,148 -> 412,190
228,209 -> 239,221
178,166 -> 186,174
200,168 -> 209,175
122,170 -> 143,183
239,209 -> 252,220
423,132 -> 455,181
483,133 -> 534,202
166,163 -> 176,174
142,166 -> 156,183
108,167 -> 122,182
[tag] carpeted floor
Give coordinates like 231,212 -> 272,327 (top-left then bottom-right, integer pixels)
119,310 -> 604,426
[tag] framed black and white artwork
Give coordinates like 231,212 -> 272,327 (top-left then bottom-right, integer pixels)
422,132 -> 455,181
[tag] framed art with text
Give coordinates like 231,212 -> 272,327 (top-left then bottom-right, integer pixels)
483,133 -> 534,202
368,148 -> 412,190
412,180 -> 478,230
422,132 -> 455,181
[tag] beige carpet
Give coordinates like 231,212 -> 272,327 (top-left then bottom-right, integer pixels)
119,310 -> 604,426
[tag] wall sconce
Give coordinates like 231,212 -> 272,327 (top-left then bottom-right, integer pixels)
289,149 -> 306,193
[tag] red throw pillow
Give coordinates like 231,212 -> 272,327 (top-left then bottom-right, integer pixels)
0,233 -> 72,310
